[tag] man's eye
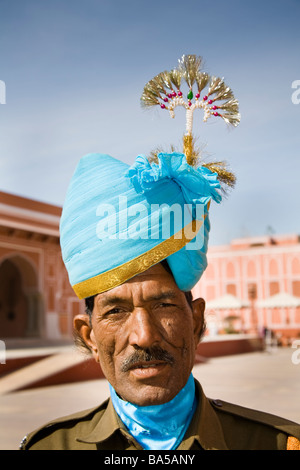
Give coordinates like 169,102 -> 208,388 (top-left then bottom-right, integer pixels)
106,307 -> 124,315
158,302 -> 176,308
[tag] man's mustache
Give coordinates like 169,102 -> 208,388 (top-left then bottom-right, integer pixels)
121,346 -> 175,372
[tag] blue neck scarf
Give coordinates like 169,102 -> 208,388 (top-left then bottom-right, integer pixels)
109,373 -> 197,450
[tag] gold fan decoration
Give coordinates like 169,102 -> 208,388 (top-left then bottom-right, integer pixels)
141,54 -> 240,191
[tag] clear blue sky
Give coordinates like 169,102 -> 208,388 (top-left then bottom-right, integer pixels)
0,0 -> 300,245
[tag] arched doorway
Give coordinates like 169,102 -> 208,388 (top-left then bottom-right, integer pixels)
0,255 -> 42,338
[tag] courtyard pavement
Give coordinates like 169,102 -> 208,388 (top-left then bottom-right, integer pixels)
0,346 -> 299,450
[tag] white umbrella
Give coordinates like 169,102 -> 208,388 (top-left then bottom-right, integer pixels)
206,294 -> 250,310
257,292 -> 300,308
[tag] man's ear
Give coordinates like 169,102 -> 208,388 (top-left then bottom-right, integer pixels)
191,298 -> 206,346
73,314 -> 99,362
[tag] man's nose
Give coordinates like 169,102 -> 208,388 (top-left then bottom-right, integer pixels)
128,308 -> 162,349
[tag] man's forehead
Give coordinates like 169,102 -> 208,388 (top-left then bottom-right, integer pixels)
96,265 -> 179,304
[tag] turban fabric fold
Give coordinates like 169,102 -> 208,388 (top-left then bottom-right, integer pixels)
60,152 -> 221,299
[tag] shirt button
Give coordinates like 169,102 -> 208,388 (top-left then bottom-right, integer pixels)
19,436 -> 27,450
212,399 -> 223,407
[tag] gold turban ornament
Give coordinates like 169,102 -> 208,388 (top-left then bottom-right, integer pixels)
140,54 -> 240,193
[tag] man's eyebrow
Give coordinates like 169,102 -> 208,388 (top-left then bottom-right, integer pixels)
97,290 -> 178,307
97,295 -> 129,307
145,290 -> 178,302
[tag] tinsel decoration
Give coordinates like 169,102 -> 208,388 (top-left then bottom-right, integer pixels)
141,54 -> 240,191
149,135 -> 236,194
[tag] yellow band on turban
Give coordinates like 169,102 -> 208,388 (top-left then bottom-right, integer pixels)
73,218 -> 204,299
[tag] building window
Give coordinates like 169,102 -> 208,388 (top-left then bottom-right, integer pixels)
248,283 -> 257,300
292,280 -> 300,297
226,284 -> 237,296
269,281 -> 280,296
48,285 -> 55,311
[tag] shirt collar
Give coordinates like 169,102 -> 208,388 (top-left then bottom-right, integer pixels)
75,398 -> 135,446
178,380 -> 228,450
76,379 -> 228,450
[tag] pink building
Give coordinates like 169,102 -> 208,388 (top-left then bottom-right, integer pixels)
193,234 -> 300,343
0,191 -> 83,341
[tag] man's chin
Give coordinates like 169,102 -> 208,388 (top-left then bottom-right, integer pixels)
117,374 -> 180,406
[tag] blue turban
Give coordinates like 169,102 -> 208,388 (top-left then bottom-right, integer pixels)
60,152 -> 221,299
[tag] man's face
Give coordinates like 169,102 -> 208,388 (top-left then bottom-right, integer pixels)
75,264 -> 205,406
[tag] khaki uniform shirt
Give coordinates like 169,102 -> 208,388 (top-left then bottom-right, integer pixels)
20,380 -> 300,450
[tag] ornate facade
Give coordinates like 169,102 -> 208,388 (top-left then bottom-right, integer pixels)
0,191 -> 83,340
193,234 -> 300,343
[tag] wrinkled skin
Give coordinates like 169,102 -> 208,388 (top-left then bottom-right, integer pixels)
74,264 -> 205,406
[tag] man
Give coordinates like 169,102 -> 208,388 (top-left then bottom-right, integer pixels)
20,151 -> 300,450
19,54 -> 300,450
